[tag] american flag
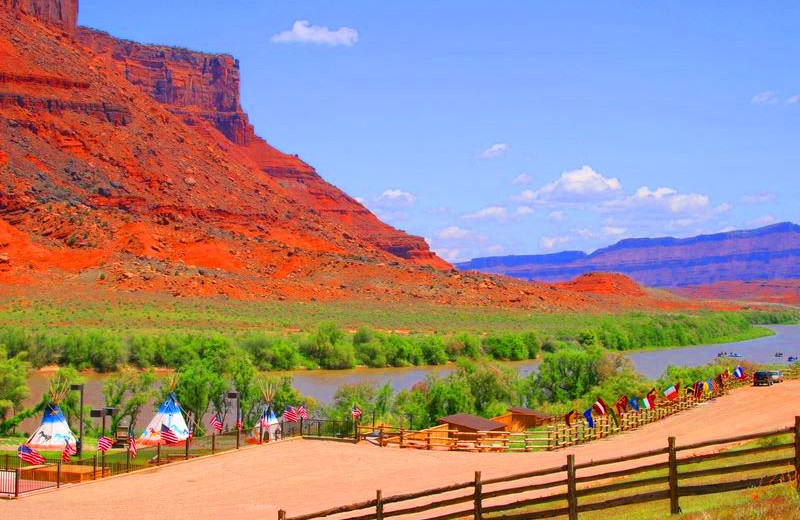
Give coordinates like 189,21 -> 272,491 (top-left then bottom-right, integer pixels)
283,405 -> 299,423
236,412 -> 243,431
128,436 -> 138,458
161,424 -> 181,445
18,445 -> 45,465
210,413 -> 223,433
62,442 -> 77,463
298,404 -> 309,420
351,405 -> 362,420
97,436 -> 114,452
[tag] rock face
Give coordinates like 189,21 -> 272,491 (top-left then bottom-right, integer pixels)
76,27 -> 446,269
2,0 -> 77,32
456,223 -> 800,287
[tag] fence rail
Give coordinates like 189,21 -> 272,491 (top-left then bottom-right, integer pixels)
1,418 -> 350,499
284,416 -> 800,520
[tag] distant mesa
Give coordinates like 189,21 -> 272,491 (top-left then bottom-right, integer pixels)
457,222 -> 800,289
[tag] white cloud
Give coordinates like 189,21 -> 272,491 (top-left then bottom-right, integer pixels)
547,210 -> 566,223
486,244 -> 505,255
515,206 -> 534,216
516,166 -> 621,203
512,173 -> 532,185
747,214 -> 777,228
576,228 -> 596,239
434,248 -> 463,262
613,186 -> 710,213
540,235 -> 570,250
463,205 -> 508,221
436,226 -> 472,240
375,189 -> 416,206
477,143 -> 509,159
751,91 -> 778,105
603,226 -> 627,236
741,192 -> 775,204
271,20 -> 358,47
787,95 -> 800,104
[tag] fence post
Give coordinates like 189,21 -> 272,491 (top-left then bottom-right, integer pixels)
474,471 -> 483,520
567,454 -> 578,520
278,509 -> 286,520
185,436 -> 190,460
212,433 -> 217,454
126,441 -> 131,473
93,453 -> 98,480
156,443 -> 161,465
379,426 -> 384,447
669,436 -> 680,514
794,416 -> 800,490
376,489 -> 384,520
14,468 -> 20,498
399,428 -> 405,448
57,461 -> 62,488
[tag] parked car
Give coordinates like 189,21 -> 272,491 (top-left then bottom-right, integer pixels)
769,370 -> 784,384
753,371 -> 773,386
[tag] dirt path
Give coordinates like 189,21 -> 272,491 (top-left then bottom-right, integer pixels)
5,381 -> 800,519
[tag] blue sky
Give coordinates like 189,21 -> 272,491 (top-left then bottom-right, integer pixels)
80,1 -> 800,262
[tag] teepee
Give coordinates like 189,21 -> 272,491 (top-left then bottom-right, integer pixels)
247,379 -> 281,443
139,377 -> 190,446
26,376 -> 78,451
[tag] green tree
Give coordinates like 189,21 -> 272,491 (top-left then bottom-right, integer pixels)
0,348 -> 29,421
102,368 -> 156,433
175,359 -> 227,435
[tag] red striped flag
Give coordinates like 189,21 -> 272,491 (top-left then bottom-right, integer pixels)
351,405 -> 362,420
129,436 -> 138,458
236,412 -> 243,431
97,436 -> 114,452
62,442 -> 77,463
160,424 -> 181,445
283,405 -> 299,423
210,413 -> 223,433
298,404 -> 309,420
18,445 -> 45,465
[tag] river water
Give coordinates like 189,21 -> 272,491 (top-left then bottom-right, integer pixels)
20,325 -> 800,434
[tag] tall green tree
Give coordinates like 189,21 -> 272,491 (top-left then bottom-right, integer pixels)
0,347 -> 29,422
103,368 -> 156,433
175,359 -> 226,434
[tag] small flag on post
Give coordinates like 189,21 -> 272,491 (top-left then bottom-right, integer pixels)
97,436 -> 114,452
694,381 -> 703,398
298,404 -> 309,420
283,405 -> 299,423
18,445 -> 45,465
160,424 -> 180,445
733,365 -> 744,379
642,392 -> 656,410
351,405 -> 362,420
615,395 -> 628,416
592,398 -> 608,416
210,413 -> 223,433
129,436 -> 137,458
609,409 -> 619,428
62,442 -> 77,463
629,397 -> 640,412
564,410 -> 577,427
583,409 -> 595,428
663,384 -> 679,401
236,411 -> 243,431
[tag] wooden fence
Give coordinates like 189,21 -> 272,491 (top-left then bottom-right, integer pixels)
282,417 -> 800,520
359,371 -> 799,453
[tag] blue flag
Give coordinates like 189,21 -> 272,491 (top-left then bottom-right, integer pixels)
629,396 -> 640,412
583,408 -> 595,428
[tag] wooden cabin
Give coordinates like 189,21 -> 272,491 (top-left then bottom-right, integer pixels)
493,407 -> 553,432
437,413 -> 506,437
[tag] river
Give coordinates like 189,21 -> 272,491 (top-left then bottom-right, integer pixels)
20,325 -> 800,434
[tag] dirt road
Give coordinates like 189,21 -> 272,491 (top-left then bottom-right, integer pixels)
5,381 -> 799,519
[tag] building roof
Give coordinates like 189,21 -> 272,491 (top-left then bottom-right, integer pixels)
437,413 -> 506,431
507,407 -> 553,419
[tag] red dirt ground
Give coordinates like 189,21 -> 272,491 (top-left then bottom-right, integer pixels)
5,380 -> 799,519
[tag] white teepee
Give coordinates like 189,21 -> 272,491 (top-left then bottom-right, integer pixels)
138,392 -> 190,446
26,402 -> 78,451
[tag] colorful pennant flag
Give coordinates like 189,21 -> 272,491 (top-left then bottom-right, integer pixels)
663,384 -> 679,401
593,398 -> 608,416
564,410 -> 577,427
733,366 -> 744,379
629,397 -> 640,412
615,395 -> 628,416
583,409 -> 595,428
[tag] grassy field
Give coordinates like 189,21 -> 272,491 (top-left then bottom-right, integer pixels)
0,292 -> 796,335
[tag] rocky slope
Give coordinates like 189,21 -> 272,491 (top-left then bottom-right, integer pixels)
0,1 -> 729,311
457,223 -> 800,288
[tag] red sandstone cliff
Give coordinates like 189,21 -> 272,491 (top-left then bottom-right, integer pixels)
2,0 -> 77,32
